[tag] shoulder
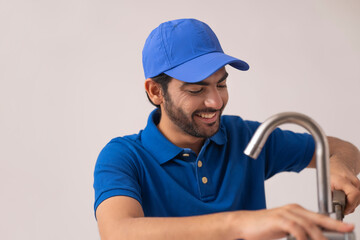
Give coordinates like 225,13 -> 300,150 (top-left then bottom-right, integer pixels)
96,133 -> 144,166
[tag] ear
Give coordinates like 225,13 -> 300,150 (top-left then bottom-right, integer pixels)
145,78 -> 164,106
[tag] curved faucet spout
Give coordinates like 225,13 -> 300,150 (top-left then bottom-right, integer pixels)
244,112 -> 332,215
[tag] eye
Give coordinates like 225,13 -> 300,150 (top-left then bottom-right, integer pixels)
188,88 -> 203,94
217,83 -> 227,89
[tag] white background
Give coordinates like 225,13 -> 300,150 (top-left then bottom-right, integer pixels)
0,0 -> 359,239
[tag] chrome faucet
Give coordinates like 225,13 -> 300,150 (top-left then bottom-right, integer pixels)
244,112 -> 355,240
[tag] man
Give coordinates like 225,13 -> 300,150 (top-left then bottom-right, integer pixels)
93,18 -> 360,239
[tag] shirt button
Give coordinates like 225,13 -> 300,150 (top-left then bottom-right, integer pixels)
197,160 -> 203,168
202,177 -> 208,184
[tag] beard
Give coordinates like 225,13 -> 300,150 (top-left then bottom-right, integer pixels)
162,94 -> 224,138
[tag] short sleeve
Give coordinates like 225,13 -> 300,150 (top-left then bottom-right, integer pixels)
245,120 -> 315,180
263,128 -> 315,179
93,138 -> 142,215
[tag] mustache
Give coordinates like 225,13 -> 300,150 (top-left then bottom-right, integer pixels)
193,104 -> 225,115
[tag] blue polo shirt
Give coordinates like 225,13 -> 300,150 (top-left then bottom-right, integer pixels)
93,109 -> 315,217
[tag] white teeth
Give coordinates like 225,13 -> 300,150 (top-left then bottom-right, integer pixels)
198,113 -> 216,119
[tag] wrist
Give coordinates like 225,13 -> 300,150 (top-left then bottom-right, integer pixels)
223,211 -> 247,240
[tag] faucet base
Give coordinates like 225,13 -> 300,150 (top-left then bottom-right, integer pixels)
286,231 -> 356,240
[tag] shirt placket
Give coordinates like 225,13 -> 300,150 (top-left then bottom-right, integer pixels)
196,139 -> 215,201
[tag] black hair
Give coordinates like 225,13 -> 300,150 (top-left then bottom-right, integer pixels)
146,73 -> 172,108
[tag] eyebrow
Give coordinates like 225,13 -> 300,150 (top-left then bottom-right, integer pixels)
182,72 -> 229,86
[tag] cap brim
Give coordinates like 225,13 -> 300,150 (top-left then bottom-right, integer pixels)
164,52 -> 249,83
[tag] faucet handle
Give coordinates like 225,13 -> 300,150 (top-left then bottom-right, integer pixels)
287,190 -> 355,240
332,190 -> 346,221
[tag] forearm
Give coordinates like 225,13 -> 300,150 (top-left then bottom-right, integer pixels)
99,212 -> 236,240
98,204 -> 354,240
100,207 -> 354,240
328,136 -> 360,175
307,136 -> 360,174
315,136 -> 360,214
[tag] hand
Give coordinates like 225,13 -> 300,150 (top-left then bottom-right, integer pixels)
232,204 -> 354,240
330,156 -> 360,215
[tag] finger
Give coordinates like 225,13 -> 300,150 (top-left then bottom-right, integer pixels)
331,177 -> 360,215
277,215 -> 308,240
344,190 -> 360,215
342,185 -> 360,215
349,175 -> 360,190
289,205 -> 355,233
331,170 -> 359,189
331,174 -> 356,190
283,209 -> 326,240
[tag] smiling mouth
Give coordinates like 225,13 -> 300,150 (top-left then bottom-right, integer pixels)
196,112 -> 216,119
194,111 -> 219,125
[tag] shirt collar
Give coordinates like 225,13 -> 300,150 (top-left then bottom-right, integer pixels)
210,122 -> 227,145
141,109 -> 227,165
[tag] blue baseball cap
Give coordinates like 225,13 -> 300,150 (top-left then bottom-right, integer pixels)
142,18 -> 249,83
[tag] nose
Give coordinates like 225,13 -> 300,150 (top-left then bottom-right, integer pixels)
204,88 -> 223,110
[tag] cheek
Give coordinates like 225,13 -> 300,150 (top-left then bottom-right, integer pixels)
178,99 -> 205,118
221,91 -> 229,106
175,93 -> 201,109
178,98 -> 200,113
